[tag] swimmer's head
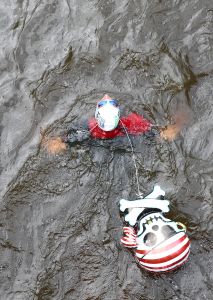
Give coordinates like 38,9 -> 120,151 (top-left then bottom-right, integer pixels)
95,94 -> 120,131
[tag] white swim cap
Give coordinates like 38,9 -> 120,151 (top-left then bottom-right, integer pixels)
95,95 -> 120,131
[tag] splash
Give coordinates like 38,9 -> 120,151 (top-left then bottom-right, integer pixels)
42,136 -> 67,154
89,113 -> 151,139
160,111 -> 190,141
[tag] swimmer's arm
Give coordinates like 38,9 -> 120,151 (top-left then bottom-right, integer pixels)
144,126 -> 160,138
62,124 -> 90,145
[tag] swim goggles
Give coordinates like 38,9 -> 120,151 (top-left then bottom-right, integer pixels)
97,99 -> 119,108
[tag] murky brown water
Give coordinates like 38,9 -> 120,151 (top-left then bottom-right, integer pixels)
0,0 -> 213,299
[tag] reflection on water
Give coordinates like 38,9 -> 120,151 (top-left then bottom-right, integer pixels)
0,0 -> 213,299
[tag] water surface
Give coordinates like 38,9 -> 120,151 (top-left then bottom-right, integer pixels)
0,0 -> 213,299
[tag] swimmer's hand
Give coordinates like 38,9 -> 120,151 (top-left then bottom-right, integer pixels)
42,137 -> 67,154
160,124 -> 180,141
151,123 -> 182,141
160,110 -> 190,141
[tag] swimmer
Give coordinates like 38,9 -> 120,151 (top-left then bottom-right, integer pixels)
43,94 -> 186,154
63,94 -> 158,145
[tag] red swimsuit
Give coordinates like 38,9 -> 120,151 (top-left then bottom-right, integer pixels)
88,113 -> 152,139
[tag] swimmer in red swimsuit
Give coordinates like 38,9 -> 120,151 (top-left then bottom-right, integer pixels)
63,94 -> 156,145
